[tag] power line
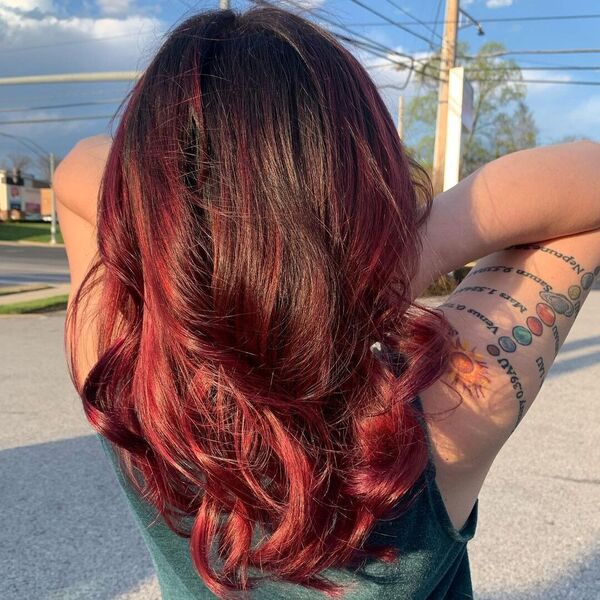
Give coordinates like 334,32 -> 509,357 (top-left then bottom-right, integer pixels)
0,31 -> 158,53
382,0 -> 443,43
348,0 -> 439,49
466,65 -> 600,72
0,115 -> 113,126
493,78 -> 600,86
346,13 -> 600,27
253,0 -> 443,83
0,99 -> 123,113
464,48 -> 600,59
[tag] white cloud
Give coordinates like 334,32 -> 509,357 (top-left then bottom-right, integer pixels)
0,0 -> 54,10
523,69 -> 572,95
565,96 -> 600,127
0,6 -> 163,75
486,0 -> 513,8
96,0 -> 132,16
292,0 -> 326,7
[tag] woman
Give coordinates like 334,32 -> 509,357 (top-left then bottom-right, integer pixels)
54,6 -> 600,599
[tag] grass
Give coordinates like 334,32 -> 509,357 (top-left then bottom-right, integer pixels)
0,294 -> 69,314
0,221 -> 64,244
422,274 -> 458,297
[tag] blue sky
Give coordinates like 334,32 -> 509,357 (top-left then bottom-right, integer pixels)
1,0 -> 599,175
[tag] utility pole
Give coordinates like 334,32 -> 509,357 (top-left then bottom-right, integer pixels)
49,153 -> 56,245
220,0 -> 230,8
397,95 -> 404,139
432,0 -> 459,196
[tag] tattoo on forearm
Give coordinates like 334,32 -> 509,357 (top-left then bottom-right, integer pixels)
536,356 -> 546,382
471,265 -> 553,292
454,285 -> 527,313
440,260 -> 598,426
447,336 -> 491,400
497,356 -> 526,426
509,244 -> 588,275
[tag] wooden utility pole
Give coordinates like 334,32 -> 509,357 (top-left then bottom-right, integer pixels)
432,0 -> 460,196
397,95 -> 404,139
50,153 -> 57,245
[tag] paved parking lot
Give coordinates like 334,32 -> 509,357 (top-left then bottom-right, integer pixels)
1,292 -> 599,599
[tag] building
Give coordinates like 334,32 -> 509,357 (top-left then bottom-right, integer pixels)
0,168 -> 51,221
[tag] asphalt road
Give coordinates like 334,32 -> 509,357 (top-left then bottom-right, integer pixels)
1,293 -> 599,599
0,243 -> 69,287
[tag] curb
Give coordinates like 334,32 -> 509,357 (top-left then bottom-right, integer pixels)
0,240 -> 66,248
0,284 -> 71,307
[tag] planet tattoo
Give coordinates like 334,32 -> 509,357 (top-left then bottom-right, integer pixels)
526,316 -> 543,336
513,325 -> 533,346
498,336 -> 517,353
568,286 -> 581,300
536,302 -> 556,327
487,344 -> 500,356
539,291 -> 575,317
581,272 -> 594,290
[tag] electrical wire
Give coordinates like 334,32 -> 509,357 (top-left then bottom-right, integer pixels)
0,99 -> 123,113
0,115 -> 113,126
382,0 -> 443,43
0,31 -> 158,53
464,48 -> 600,59
348,0 -> 439,49
477,78 -> 600,86
347,13 -> 600,27
253,0 -> 443,83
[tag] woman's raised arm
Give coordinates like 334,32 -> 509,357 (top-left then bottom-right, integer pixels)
412,140 -> 600,298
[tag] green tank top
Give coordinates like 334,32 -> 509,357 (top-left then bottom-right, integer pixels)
98,396 -> 478,599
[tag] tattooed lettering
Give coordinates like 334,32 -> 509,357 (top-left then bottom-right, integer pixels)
466,307 -> 499,334
536,356 -> 546,382
515,269 -> 553,292
471,266 -> 514,276
510,244 -> 586,275
454,286 -> 527,313
497,357 -> 526,426
499,292 -> 527,314
440,302 -> 465,312
456,285 -> 498,295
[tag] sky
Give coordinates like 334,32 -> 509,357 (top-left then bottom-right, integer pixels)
1,0 -> 599,176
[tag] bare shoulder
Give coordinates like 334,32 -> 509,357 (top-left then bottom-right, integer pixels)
55,134 -> 112,303
54,133 -> 112,226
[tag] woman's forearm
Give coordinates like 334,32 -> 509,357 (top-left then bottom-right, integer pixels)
412,140 -> 600,297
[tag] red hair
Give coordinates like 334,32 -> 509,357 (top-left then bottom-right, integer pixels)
66,6 -> 452,598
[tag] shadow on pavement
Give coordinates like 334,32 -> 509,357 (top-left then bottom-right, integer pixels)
478,545 -> 600,599
559,334 -> 600,355
548,343 -> 600,378
0,434 -> 155,600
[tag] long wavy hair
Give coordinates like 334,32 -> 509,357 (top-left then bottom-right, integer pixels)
65,5 -> 453,598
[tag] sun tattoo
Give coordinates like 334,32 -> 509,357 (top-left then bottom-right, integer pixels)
446,336 -> 491,399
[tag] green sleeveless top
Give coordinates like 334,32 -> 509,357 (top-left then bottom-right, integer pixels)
98,396 -> 478,599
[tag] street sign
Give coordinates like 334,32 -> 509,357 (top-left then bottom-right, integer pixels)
443,67 -> 473,191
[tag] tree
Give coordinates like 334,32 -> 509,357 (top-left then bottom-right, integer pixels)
3,152 -> 33,172
36,154 -> 63,183
403,41 -> 538,178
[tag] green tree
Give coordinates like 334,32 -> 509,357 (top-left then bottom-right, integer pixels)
404,41 -> 538,178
